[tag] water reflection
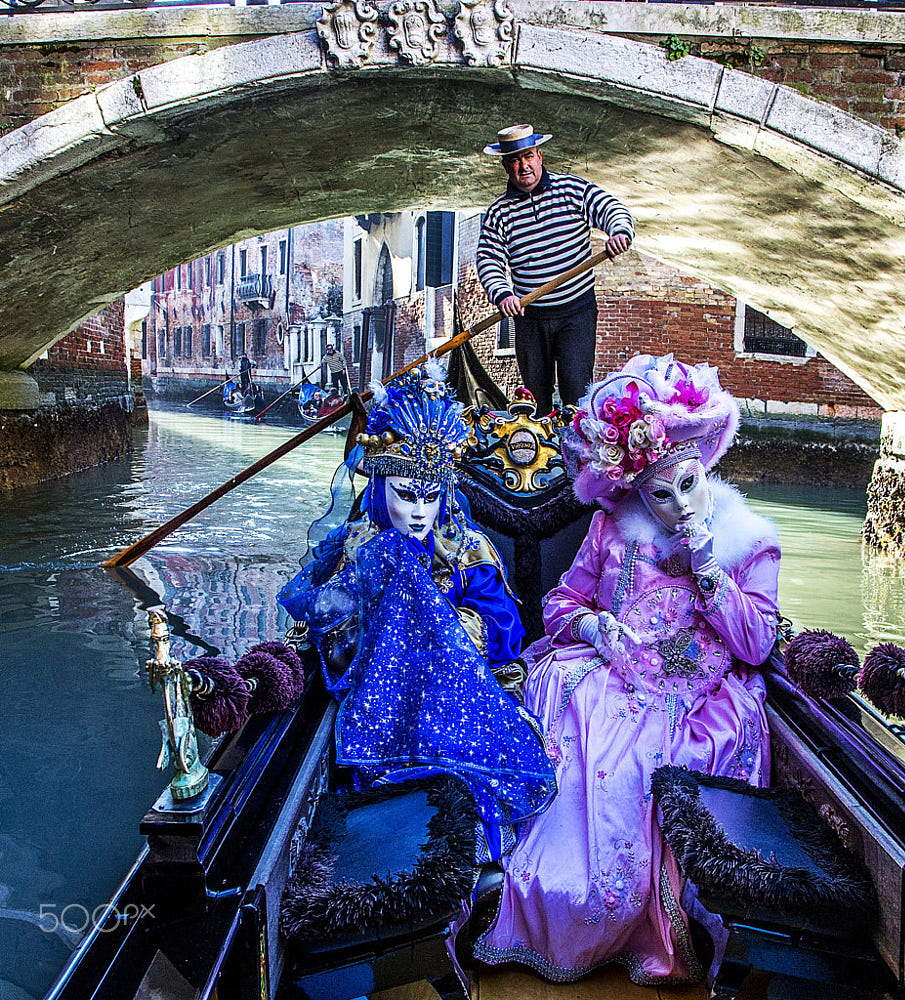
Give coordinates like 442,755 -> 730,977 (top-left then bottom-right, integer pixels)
0,410 -> 902,998
861,547 -> 905,649
0,408 -> 348,1000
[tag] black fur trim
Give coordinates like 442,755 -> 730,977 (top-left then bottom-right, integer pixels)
458,477 -> 592,641
279,777 -> 477,947
651,765 -> 876,930
458,476 -> 591,539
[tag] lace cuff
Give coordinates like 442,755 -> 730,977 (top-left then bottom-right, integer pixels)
569,612 -> 595,643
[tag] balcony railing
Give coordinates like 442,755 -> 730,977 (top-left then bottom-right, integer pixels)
236,273 -> 274,309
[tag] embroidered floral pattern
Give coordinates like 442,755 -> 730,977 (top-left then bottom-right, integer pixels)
732,716 -> 762,781
617,584 -> 729,696
657,628 -> 705,678
584,840 -> 648,923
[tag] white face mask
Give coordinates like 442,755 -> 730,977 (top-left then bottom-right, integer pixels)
385,476 -> 443,542
638,458 -> 710,533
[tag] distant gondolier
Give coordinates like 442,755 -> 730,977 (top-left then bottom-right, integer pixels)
322,344 -> 350,396
238,354 -> 256,394
477,124 -> 634,416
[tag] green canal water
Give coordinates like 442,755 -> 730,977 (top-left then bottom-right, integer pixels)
0,406 -> 902,998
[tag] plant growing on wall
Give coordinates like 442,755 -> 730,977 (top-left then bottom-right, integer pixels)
710,41 -> 766,72
660,34 -> 690,61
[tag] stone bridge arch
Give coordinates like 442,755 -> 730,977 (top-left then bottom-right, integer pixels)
1,2 -> 904,417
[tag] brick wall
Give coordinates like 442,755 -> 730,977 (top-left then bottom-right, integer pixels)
692,39 -> 905,135
2,300 -> 136,489
0,40 -> 215,132
593,247 -> 881,414
394,297 -> 426,371
31,299 -> 130,402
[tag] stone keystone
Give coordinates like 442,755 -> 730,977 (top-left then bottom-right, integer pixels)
387,0 -> 447,66
453,0 -> 514,67
317,1 -> 379,69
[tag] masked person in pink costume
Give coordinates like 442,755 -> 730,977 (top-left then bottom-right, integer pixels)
474,353 -> 781,986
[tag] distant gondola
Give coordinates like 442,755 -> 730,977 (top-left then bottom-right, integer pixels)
222,377 -> 263,415
297,383 -> 350,433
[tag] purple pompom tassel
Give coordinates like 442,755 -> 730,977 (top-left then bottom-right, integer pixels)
236,650 -> 296,715
859,643 -> 905,719
184,655 -> 251,737
784,629 -> 859,701
248,640 -> 307,699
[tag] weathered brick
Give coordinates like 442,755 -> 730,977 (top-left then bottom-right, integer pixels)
810,53 -> 858,69
848,70 -> 899,86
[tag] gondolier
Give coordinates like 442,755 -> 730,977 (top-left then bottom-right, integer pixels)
477,123 -> 634,416
238,353 -> 255,394
321,343 -> 350,396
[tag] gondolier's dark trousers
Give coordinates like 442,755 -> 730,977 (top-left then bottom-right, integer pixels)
328,370 -> 350,395
514,292 -> 597,417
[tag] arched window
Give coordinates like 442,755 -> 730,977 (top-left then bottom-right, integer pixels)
375,243 -> 393,305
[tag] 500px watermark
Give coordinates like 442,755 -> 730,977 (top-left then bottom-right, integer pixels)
38,902 -> 155,934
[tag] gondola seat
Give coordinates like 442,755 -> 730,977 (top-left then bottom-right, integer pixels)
277,776 -> 477,1000
651,765 -> 883,998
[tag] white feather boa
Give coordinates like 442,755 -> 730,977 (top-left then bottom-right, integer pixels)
611,477 -> 778,573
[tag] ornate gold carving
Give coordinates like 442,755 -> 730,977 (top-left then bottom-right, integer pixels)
453,0 -> 514,67
462,396 -> 573,496
317,1 -> 379,69
387,0 -> 447,65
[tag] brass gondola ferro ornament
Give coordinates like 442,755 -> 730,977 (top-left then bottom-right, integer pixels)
146,610 -> 209,802
462,390 -> 575,499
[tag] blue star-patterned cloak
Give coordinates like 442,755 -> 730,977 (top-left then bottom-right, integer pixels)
278,525 -> 556,860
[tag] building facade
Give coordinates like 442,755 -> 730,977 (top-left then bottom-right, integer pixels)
141,210 -> 881,431
341,211 -> 457,392
143,221 -> 343,400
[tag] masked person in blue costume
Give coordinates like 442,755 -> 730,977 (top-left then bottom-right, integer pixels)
278,364 -> 556,861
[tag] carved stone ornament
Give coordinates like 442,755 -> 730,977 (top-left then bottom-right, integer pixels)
387,0 -> 447,66
317,1 -> 379,69
453,0 -> 514,67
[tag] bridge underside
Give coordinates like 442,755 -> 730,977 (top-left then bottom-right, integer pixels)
1,35 -> 904,410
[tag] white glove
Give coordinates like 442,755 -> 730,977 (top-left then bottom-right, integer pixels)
683,522 -> 720,578
575,610 -> 641,658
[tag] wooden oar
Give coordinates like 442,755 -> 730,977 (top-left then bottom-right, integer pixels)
101,249 -> 610,569
186,376 -> 232,407
254,377 -> 305,422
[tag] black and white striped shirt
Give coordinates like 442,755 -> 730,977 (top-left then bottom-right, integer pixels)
477,170 -> 634,310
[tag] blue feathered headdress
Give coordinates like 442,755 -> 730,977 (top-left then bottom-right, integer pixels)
358,362 -> 469,485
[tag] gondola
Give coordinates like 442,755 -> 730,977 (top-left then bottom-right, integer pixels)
41,368 -> 905,1000
223,378 -> 264,415
297,383 -> 351,433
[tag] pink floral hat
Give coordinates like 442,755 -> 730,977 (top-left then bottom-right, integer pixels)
569,354 -> 740,508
